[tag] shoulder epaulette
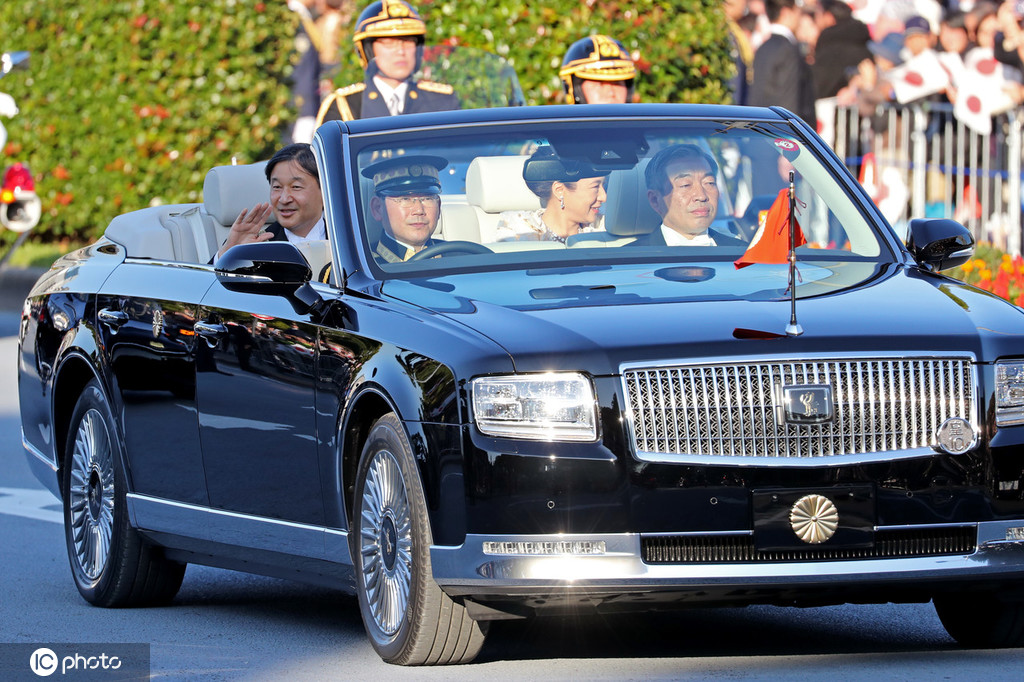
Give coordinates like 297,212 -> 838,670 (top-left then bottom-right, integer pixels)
336,82 -> 366,97
416,80 -> 455,95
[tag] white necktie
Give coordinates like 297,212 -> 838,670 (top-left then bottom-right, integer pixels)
387,92 -> 401,116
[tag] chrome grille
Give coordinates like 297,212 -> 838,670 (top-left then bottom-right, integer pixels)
642,526 -> 977,564
623,357 -> 974,462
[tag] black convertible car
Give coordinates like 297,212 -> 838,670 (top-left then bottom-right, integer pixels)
17,103 -> 1024,665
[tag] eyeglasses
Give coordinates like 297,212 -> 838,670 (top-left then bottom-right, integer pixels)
385,194 -> 439,208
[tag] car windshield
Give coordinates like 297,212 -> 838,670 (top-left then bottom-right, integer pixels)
336,116 -> 895,301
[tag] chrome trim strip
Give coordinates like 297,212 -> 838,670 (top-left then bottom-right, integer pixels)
21,429 -> 56,470
127,493 -> 349,562
430,520 -> 1024,590
619,353 -> 979,468
642,530 -> 754,538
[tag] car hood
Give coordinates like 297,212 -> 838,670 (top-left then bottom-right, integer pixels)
381,262 -> 1024,374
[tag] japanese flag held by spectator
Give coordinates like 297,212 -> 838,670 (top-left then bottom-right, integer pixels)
890,50 -> 950,104
734,188 -> 806,269
937,51 -> 965,88
954,51 -> 1018,135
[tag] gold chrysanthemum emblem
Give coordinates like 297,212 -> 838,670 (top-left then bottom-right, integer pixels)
789,494 -> 839,544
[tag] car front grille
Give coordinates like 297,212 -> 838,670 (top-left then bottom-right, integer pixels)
642,526 -> 977,564
622,357 -> 974,462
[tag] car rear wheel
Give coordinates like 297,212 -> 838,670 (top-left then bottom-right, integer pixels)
934,592 -> 1024,647
352,413 -> 488,665
63,378 -> 185,607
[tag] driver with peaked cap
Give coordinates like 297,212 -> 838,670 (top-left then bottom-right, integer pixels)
363,154 -> 448,262
559,34 -> 638,104
316,0 -> 459,124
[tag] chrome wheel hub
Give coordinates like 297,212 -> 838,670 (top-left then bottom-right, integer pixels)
359,449 -> 413,637
68,409 -> 115,580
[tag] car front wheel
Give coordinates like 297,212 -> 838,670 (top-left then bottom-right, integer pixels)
62,378 -> 185,607
934,592 -> 1024,647
352,413 -> 488,665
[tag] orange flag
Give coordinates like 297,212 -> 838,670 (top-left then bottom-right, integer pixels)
734,187 -> 806,269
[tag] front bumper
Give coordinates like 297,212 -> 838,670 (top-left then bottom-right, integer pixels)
431,519 -> 1024,601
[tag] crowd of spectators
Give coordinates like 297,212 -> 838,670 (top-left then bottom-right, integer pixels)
727,0 -> 1024,137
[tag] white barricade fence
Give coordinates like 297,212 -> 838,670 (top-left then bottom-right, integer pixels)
828,102 -> 1024,255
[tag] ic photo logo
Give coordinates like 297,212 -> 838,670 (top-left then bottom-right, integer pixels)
29,648 -> 57,677
28,647 -> 124,677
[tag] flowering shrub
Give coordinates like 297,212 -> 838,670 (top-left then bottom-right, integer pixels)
949,243 -> 1024,307
1,1 -> 296,245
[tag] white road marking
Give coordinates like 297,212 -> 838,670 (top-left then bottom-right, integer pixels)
0,487 -> 63,524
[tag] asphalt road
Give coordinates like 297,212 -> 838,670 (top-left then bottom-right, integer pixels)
1,268 -> 1022,680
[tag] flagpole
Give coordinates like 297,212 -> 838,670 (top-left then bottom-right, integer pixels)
785,170 -> 803,336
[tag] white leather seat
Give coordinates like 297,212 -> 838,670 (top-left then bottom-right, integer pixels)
201,161 -> 272,260
465,155 -> 539,243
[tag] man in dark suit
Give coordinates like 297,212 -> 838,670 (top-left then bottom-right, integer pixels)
634,143 -> 746,248
212,144 -> 325,263
362,154 -> 448,262
316,0 -> 459,124
749,0 -> 816,126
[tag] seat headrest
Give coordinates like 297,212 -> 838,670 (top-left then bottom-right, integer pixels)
465,155 -> 540,212
602,158 -> 662,237
203,161 -> 271,226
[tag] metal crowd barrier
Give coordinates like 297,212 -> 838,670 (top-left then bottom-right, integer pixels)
823,102 -> 1024,255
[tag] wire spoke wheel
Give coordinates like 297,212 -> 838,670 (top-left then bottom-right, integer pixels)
62,379 -> 185,607
358,448 -> 414,636
67,408 -> 116,581
352,413 -> 488,665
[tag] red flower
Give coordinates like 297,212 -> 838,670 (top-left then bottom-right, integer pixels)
188,21 -> 201,33
255,2 -> 266,11
53,165 -> 71,180
133,15 -> 148,28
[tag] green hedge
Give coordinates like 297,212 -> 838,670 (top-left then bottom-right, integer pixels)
1,0 -> 731,246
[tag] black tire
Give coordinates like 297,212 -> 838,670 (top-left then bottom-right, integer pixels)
62,378 -> 186,607
934,592 -> 1024,648
351,413 -> 488,665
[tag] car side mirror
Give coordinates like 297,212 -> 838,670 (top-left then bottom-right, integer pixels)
906,218 -> 975,271
215,242 -> 324,316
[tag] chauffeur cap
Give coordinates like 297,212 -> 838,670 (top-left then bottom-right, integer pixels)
362,154 -> 449,196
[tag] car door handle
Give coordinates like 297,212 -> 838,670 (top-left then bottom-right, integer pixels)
194,321 -> 227,348
98,308 -> 128,332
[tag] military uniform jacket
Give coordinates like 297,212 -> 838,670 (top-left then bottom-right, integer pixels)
374,233 -> 440,263
316,78 -> 459,124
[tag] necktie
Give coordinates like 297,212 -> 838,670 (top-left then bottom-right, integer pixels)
387,92 -> 401,116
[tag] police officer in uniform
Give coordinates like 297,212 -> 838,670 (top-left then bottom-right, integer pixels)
559,34 -> 638,104
316,0 -> 459,124
362,154 -> 448,262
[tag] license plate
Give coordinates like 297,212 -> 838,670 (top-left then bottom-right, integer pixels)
752,485 -> 875,552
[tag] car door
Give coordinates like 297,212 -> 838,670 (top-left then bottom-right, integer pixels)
194,285 -> 325,526
96,262 -> 213,506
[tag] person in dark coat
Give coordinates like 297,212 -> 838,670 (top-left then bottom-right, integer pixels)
286,0 -> 323,144
361,154 -> 448,262
316,0 -> 459,124
633,144 -> 746,248
724,0 -> 754,105
749,0 -> 817,126
811,0 -> 872,101
213,144 -> 325,263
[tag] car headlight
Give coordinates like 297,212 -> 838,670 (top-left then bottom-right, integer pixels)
471,372 -> 597,441
996,360 -> 1024,426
